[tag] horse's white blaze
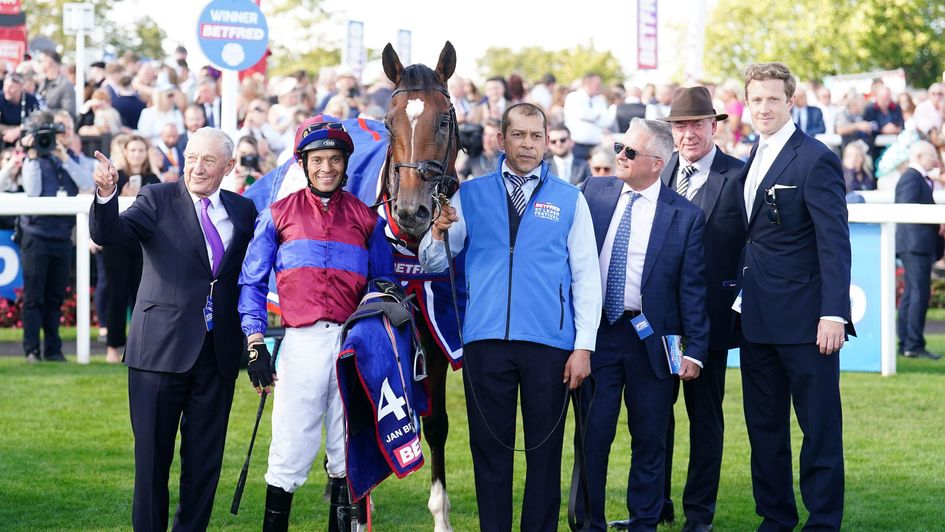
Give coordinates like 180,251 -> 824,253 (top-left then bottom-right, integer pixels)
405,98 -> 425,165
428,479 -> 452,532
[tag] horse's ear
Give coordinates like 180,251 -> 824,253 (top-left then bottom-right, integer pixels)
435,41 -> 456,84
382,43 -> 403,85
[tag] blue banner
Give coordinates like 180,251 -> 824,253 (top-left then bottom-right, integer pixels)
0,230 -> 23,301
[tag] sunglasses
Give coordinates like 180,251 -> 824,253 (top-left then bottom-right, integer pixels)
549,137 -> 570,144
613,142 -> 660,161
764,188 -> 780,225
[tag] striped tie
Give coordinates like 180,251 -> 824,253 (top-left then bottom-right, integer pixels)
504,172 -> 535,216
677,164 -> 696,199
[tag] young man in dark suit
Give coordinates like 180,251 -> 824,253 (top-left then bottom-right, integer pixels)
895,140 -> 942,360
658,86 -> 745,532
739,62 -> 854,531
90,127 -> 258,531
579,118 -> 709,532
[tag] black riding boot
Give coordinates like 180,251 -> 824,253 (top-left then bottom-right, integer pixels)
328,477 -> 358,532
263,484 -> 294,532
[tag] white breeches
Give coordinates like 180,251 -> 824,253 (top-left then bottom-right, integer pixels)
265,321 -> 346,492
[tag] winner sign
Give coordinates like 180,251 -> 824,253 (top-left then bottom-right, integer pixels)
197,0 -> 268,71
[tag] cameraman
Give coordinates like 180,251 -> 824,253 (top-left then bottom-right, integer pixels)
19,110 -> 94,362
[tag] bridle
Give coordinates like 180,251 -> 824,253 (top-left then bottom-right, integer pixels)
381,84 -> 461,222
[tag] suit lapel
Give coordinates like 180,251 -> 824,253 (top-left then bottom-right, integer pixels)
748,130 -> 802,228
737,143 -> 758,227
641,184 -> 676,288
172,180 -> 213,276
702,148 -> 730,221
591,178 -> 624,253
660,153 -> 679,189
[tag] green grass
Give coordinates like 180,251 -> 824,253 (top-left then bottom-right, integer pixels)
0,326 -> 98,343
1,341 -> 944,531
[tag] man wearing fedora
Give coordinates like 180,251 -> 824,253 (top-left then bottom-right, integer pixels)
658,86 -> 745,532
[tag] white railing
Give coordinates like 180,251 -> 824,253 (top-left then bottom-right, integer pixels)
0,195 -> 942,373
0,194 -> 133,364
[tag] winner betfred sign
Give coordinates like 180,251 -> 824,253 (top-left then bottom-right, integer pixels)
197,0 -> 268,71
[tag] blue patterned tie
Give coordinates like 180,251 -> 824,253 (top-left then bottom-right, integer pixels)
604,192 -> 641,324
504,171 -> 535,216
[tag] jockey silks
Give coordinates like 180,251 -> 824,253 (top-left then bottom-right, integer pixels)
239,187 -> 393,335
461,160 -> 579,351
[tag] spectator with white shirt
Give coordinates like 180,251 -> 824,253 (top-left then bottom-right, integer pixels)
912,83 -> 945,136
564,72 -> 613,160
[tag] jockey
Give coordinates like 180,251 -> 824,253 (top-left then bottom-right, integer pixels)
238,117 -> 395,531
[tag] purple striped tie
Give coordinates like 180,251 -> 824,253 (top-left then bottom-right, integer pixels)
200,198 -> 224,276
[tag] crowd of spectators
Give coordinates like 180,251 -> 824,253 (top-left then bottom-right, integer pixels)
2,42 -> 944,360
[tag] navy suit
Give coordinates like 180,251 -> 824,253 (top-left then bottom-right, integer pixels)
792,105 -> 826,136
90,179 -> 257,531
738,127 -> 853,531
579,176 -> 708,532
895,167 -> 939,352
659,148 -> 745,525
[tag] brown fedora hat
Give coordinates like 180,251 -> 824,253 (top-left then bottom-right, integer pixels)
663,86 -> 728,122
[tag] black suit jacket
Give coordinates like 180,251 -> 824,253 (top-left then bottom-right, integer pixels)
90,179 -> 258,379
661,148 -> 745,350
737,128 -> 855,344
550,157 -> 592,185
895,167 -> 939,256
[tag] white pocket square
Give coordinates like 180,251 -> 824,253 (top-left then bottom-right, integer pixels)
772,184 -> 797,190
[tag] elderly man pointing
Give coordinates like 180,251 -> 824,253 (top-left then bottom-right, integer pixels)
90,127 -> 258,531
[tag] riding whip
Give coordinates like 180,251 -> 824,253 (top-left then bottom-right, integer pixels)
230,335 -> 283,515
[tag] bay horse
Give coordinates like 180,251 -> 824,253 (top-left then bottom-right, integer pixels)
378,42 -> 462,532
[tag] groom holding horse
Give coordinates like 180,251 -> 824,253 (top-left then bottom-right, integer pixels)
419,102 -> 602,531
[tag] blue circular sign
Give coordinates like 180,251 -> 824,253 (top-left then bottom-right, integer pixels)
196,0 -> 269,71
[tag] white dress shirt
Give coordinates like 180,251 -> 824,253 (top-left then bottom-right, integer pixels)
97,186 -> 233,268
677,146 -> 716,201
553,154 -> 573,183
744,120 -> 796,214
419,161 -> 602,351
598,178 -> 660,313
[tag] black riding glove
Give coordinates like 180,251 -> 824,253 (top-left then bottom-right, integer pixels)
247,341 -> 274,388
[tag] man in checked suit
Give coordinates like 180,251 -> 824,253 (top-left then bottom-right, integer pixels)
739,62 -> 854,531
658,86 -> 745,532
90,127 -> 258,531
578,118 -> 708,532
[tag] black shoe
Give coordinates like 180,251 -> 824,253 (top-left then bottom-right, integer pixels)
607,519 -> 629,530
44,353 -> 67,362
262,484 -> 293,532
903,349 -> 942,360
681,521 -> 714,532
